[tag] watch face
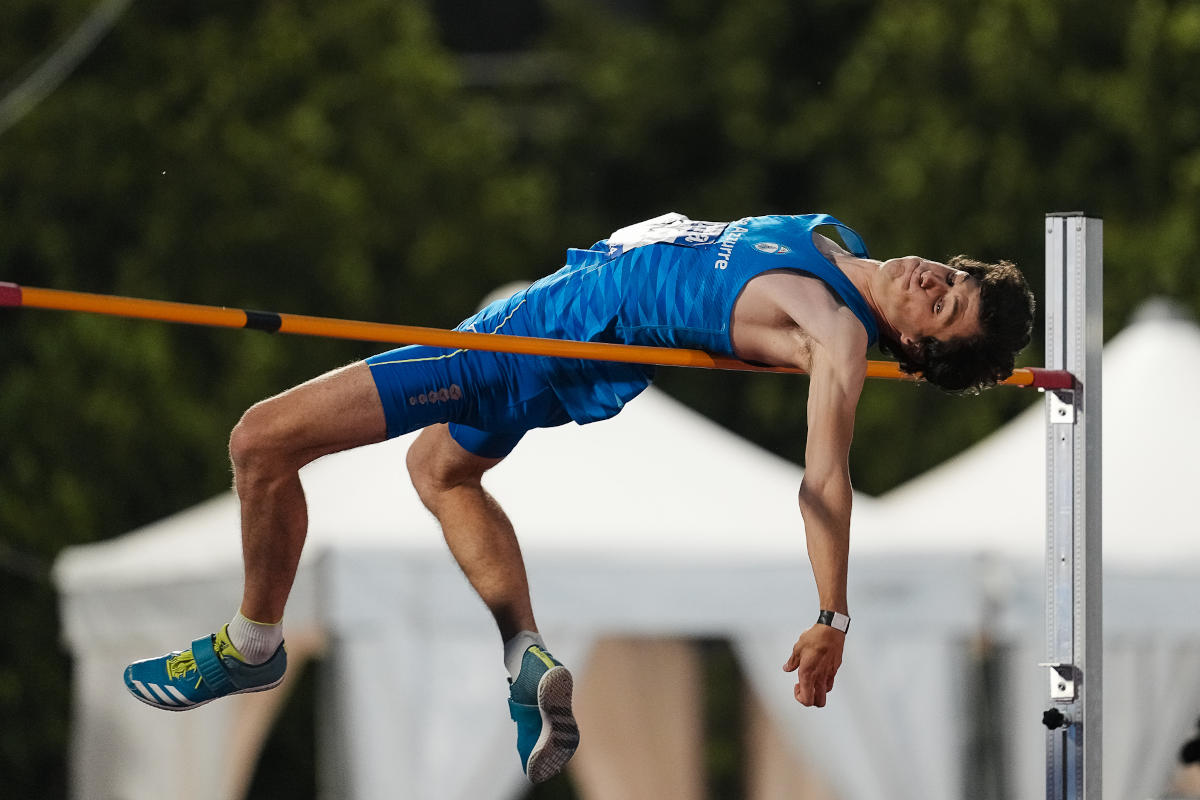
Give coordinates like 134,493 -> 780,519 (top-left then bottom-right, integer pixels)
818,610 -> 850,632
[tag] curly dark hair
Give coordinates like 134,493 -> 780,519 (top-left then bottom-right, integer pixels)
878,256 -> 1035,394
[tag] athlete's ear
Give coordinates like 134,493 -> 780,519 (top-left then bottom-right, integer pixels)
899,334 -> 925,362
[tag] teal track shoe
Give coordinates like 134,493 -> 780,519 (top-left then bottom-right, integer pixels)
508,645 -> 580,783
124,625 -> 286,711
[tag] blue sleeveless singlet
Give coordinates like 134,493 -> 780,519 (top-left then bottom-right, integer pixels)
456,212 -> 877,425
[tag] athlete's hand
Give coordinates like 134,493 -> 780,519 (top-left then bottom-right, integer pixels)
783,623 -> 845,707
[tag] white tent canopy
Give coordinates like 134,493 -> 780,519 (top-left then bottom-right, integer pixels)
55,305 -> 1200,800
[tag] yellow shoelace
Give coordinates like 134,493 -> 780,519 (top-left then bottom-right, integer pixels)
165,651 -> 203,689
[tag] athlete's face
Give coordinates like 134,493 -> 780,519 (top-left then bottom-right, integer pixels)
873,256 -> 982,355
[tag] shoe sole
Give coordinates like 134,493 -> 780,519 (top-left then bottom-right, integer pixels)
526,665 -> 580,784
125,675 -> 284,712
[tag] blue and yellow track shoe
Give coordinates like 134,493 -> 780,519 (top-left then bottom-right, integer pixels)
507,645 -> 580,783
123,625 -> 286,711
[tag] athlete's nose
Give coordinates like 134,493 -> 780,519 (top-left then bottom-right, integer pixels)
919,268 -> 950,294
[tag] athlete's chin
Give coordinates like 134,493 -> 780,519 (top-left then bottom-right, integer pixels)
879,257 -> 911,281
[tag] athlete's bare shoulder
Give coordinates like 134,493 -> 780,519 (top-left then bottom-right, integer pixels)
730,270 -> 868,372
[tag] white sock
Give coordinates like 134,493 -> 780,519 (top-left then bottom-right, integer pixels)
227,610 -> 283,665
503,630 -> 547,681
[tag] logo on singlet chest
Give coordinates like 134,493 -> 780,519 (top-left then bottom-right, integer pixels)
753,242 -> 792,254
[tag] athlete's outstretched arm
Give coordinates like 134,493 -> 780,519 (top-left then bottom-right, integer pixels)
782,326 -> 865,707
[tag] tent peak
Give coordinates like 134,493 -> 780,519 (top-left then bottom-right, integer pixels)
1130,296 -> 1195,325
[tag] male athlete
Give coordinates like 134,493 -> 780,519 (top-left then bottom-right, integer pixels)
124,212 -> 1034,783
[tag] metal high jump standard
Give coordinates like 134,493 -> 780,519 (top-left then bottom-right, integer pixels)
1040,213 -> 1102,800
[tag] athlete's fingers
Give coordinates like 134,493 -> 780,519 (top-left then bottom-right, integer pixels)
794,676 -> 827,707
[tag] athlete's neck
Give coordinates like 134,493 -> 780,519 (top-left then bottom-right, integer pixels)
831,252 -> 900,342
810,232 -> 896,340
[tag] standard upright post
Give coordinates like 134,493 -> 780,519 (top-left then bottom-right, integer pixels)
1042,213 -> 1103,799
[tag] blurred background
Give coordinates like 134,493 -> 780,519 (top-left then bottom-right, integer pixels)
2,0 -> 1200,798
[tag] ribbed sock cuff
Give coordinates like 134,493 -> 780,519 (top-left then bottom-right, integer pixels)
227,611 -> 283,665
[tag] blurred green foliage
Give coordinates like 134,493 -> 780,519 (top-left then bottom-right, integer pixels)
1,0 -> 1198,796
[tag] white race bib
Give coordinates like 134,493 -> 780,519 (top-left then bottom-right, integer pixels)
605,213 -> 727,256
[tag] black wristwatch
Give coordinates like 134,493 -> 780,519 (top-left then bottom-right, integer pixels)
817,609 -> 850,633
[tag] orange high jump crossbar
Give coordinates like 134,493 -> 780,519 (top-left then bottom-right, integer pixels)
0,281 -> 1072,389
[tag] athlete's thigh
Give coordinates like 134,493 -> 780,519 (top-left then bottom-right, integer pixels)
245,360 -> 387,463
366,344 -> 564,441
366,344 -> 479,438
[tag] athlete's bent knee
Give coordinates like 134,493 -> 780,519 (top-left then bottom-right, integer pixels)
229,400 -> 295,478
407,430 -> 485,511
406,437 -> 443,509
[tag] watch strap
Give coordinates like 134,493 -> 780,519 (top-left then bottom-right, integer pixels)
817,609 -> 850,633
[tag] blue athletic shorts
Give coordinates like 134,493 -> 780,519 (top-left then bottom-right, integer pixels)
365,344 -> 571,459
